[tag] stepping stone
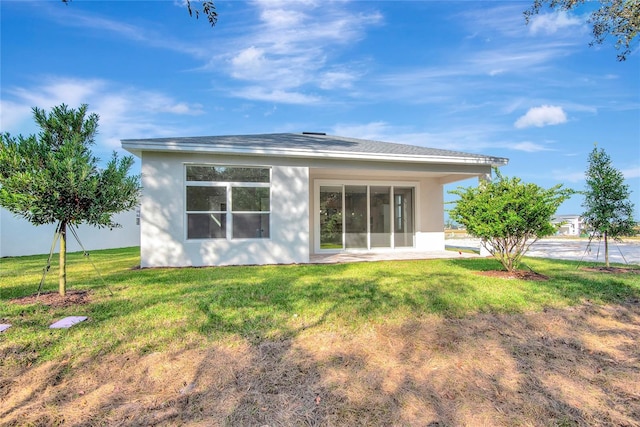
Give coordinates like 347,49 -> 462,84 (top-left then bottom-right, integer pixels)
49,316 -> 88,329
0,324 -> 11,333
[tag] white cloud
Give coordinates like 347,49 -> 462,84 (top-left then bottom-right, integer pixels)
260,8 -> 306,28
529,11 -> 582,35
514,105 -> 568,128
231,46 -> 267,79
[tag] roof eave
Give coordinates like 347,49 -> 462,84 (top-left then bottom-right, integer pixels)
121,140 -> 509,167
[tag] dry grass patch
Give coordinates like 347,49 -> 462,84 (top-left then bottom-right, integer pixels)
2,301 -> 639,426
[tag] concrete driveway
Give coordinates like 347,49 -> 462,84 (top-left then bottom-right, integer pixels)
446,238 -> 640,265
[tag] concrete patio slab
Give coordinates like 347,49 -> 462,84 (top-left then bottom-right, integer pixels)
310,249 -> 479,264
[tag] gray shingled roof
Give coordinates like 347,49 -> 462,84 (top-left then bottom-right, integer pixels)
121,133 -> 508,165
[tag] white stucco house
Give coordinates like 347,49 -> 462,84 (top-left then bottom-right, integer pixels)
121,133 -> 508,267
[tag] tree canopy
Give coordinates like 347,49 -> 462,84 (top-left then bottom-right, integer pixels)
525,0 -> 639,61
0,104 -> 141,296
449,170 -> 574,272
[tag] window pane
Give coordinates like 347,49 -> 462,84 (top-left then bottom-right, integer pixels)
187,187 -> 226,211
320,185 -> 343,249
232,187 -> 270,211
233,213 -> 270,238
187,166 -> 269,182
187,213 -> 226,239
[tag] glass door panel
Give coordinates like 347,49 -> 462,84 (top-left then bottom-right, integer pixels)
394,187 -> 415,247
345,185 -> 368,249
319,186 -> 343,249
370,186 -> 391,248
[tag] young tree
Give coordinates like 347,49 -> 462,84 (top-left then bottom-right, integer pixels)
581,145 -> 636,267
525,0 -> 639,61
449,170 -> 574,272
0,104 -> 141,296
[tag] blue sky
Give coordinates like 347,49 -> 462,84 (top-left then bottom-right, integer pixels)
1,0 -> 639,218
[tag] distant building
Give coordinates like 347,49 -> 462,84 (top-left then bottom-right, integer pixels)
552,214 -> 583,236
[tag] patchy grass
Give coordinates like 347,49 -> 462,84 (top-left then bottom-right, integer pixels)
1,247 -> 639,426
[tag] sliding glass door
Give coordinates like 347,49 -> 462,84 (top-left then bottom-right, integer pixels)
345,186 -> 368,249
318,184 -> 414,251
394,187 -> 414,247
370,186 -> 391,248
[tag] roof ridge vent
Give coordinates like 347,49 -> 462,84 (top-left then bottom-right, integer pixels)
302,132 -> 326,136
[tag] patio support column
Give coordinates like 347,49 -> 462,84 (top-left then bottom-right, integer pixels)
478,173 -> 493,257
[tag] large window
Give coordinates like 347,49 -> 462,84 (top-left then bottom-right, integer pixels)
186,165 -> 270,240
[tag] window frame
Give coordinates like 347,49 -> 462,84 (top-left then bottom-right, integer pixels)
185,164 -> 271,241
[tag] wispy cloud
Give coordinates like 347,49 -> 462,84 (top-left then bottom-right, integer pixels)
216,0 -> 382,103
515,105 -> 568,128
552,169 -> 585,183
232,86 -> 322,104
42,2 -> 208,58
330,121 -> 517,155
622,167 -> 640,179
510,141 -> 557,152
2,77 -> 204,153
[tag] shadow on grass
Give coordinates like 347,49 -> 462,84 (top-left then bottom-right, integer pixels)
3,253 -> 639,362
3,250 -> 640,425
8,299 -> 637,425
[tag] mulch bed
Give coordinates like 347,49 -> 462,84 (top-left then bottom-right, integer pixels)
9,290 -> 91,308
475,270 -> 549,281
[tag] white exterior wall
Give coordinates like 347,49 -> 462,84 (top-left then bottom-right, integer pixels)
140,152 -> 309,267
415,177 -> 445,251
0,207 -> 139,258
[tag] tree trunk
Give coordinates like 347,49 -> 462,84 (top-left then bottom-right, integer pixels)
604,230 -> 609,268
59,221 -> 67,297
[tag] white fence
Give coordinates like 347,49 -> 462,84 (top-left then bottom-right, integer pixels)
0,208 -> 140,258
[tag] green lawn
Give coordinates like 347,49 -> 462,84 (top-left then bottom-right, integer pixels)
2,247 -> 640,426
2,246 -> 639,365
